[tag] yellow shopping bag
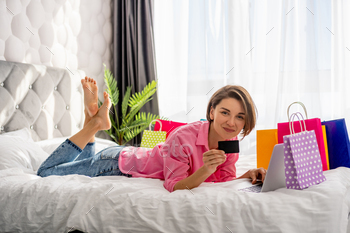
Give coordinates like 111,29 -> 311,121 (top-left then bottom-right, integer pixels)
140,120 -> 167,148
322,125 -> 330,170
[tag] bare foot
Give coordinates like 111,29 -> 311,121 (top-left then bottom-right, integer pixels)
93,92 -> 112,131
81,76 -> 98,117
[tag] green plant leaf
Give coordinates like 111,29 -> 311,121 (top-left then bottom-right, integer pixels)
123,112 -> 160,144
119,121 -> 148,132
124,81 -> 157,124
121,86 -> 131,120
103,64 -> 119,106
128,81 -> 157,110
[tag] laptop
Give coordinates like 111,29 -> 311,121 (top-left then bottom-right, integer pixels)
238,143 -> 286,193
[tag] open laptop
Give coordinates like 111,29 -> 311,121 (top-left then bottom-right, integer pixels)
238,143 -> 286,193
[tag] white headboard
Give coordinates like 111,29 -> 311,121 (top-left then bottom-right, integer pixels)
0,60 -> 85,141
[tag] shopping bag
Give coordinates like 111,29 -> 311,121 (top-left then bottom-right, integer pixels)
256,129 -> 278,170
140,120 -> 167,148
321,125 -> 330,170
277,102 -> 328,171
154,119 -> 187,138
322,119 -> 350,169
283,113 -> 326,190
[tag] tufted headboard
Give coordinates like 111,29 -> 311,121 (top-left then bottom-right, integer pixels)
0,60 -> 85,141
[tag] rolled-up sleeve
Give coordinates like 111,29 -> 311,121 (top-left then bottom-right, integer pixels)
162,132 -> 192,192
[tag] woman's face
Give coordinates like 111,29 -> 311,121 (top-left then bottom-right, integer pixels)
209,98 -> 246,140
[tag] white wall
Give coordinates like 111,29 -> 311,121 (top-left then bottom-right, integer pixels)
0,0 -> 113,100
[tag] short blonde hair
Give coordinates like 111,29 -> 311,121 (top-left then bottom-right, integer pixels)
206,85 -> 257,138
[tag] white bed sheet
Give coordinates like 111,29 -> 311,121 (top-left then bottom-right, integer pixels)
0,138 -> 350,233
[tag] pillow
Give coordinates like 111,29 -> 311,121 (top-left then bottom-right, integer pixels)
35,137 -> 118,154
35,137 -> 67,154
154,119 -> 187,138
0,134 -> 49,172
1,128 -> 34,142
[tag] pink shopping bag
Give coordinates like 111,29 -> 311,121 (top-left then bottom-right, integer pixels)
283,113 -> 326,190
278,102 -> 328,171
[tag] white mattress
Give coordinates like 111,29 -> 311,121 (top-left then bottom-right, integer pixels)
1,137 -> 350,233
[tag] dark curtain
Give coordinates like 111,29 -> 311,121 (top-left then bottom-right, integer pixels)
113,0 -> 159,146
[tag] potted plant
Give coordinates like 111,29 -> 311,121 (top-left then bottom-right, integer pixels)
102,65 -> 162,145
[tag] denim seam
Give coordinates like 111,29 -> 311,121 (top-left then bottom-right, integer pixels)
97,168 -> 123,176
100,152 -> 120,160
66,139 -> 83,152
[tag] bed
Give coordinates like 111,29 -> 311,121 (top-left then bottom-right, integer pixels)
0,60 -> 350,233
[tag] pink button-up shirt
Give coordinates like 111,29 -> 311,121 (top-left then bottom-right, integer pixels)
118,121 -> 239,192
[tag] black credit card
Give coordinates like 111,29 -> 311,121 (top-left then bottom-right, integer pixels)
218,140 -> 239,153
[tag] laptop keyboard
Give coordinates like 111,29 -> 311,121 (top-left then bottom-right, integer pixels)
238,183 -> 263,193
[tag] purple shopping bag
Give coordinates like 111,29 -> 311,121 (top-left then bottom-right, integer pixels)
283,113 -> 326,190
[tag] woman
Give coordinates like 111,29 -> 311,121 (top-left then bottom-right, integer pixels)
37,77 -> 266,192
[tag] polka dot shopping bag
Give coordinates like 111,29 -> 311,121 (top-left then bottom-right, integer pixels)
140,120 -> 167,148
283,112 -> 326,190
278,102 -> 329,171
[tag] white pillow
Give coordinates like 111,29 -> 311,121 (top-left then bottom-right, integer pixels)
1,128 -> 34,142
35,137 -> 67,154
0,133 -> 49,172
35,137 -> 118,154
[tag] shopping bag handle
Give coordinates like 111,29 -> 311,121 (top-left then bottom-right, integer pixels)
289,112 -> 307,135
149,119 -> 162,131
287,102 -> 308,121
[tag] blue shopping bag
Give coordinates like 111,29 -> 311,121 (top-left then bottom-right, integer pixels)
322,119 -> 350,169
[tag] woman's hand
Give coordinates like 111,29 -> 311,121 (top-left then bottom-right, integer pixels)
238,167 -> 267,184
202,149 -> 227,174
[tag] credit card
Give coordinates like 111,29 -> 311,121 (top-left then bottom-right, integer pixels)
218,140 -> 239,153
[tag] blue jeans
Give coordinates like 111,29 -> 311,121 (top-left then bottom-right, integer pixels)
37,139 -> 132,178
